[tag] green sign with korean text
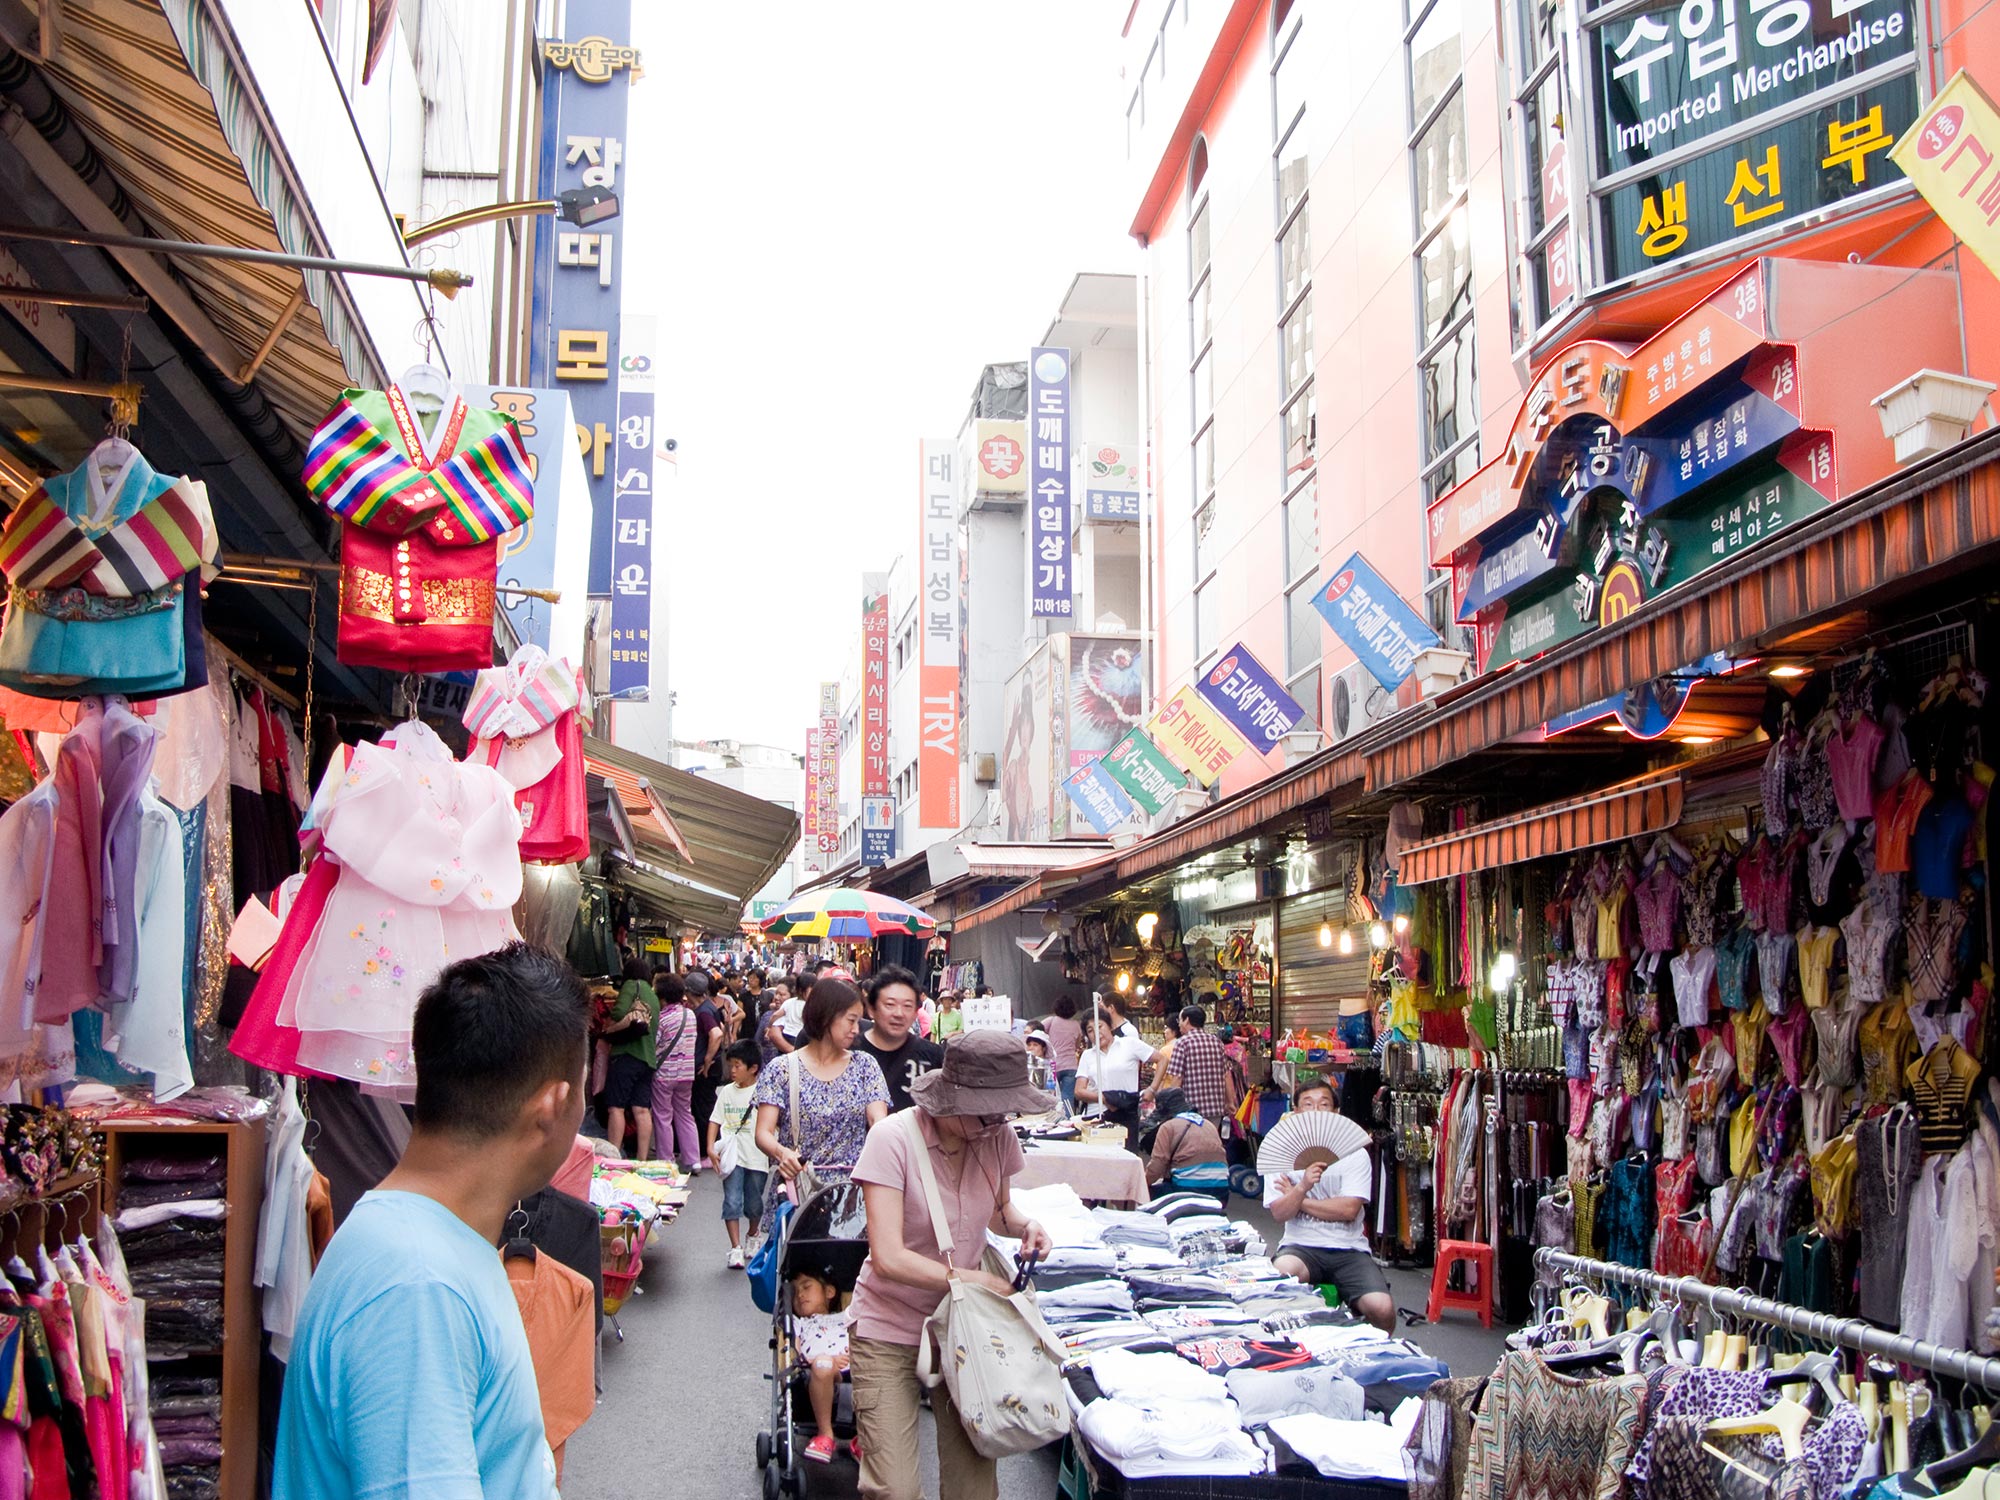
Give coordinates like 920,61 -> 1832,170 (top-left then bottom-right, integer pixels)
1484,444 -> 1834,673
1098,730 -> 1188,818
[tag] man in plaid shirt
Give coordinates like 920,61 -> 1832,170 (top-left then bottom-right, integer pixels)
1152,1006 -> 1238,1131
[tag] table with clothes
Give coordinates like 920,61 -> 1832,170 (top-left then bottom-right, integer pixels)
1015,1138 -> 1150,1209
1005,1183 -> 1442,1490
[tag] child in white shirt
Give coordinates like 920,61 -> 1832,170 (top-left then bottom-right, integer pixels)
791,1270 -> 851,1464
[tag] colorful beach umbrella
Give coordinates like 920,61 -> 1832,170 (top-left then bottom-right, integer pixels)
758,887 -> 936,940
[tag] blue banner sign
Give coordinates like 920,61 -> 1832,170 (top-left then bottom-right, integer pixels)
1313,554 -> 1442,691
1063,759 -> 1138,836
606,316 -> 654,697
1195,642 -> 1304,753
1028,347 -> 1073,619
529,0 -> 637,594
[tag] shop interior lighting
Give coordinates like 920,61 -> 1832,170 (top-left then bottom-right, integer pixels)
1369,921 -> 1390,950
1319,920 -> 1333,948
1392,913 -> 1410,937
1768,664 -> 1811,679
1489,951 -> 1518,995
1678,735 -> 1718,745
1337,928 -> 1355,955
1115,970 -> 1131,993
1135,911 -> 1159,943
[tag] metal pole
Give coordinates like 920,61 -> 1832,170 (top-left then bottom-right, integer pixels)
1534,1247 -> 2000,1393
0,222 -> 471,292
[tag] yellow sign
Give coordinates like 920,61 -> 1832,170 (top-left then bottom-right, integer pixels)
541,36 -> 642,84
1146,682 -> 1249,788
1890,70 -> 2000,283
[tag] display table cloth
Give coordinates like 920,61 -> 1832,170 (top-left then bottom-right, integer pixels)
1017,1139 -> 1149,1208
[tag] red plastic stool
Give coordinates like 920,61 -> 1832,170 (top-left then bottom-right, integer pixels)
1425,1239 -> 1494,1328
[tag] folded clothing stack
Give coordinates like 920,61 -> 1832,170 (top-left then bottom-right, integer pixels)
1269,1400 -> 1424,1481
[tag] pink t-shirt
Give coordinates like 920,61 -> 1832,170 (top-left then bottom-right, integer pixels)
847,1110 -> 1025,1346
1042,1015 -> 1083,1073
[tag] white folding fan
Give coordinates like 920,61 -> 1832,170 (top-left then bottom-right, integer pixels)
1255,1111 -> 1370,1178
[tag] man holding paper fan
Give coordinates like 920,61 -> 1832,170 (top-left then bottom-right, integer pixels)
1261,1077 -> 1395,1331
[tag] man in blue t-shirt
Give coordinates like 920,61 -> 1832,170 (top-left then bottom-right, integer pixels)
274,943 -> 591,1499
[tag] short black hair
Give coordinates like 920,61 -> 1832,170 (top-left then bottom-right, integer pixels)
798,972 -> 816,1002
866,964 -> 920,1005
622,955 -> 651,983
653,971 -> 685,1008
1054,995 -> 1078,1020
803,975 -> 863,1042
1180,1005 -> 1207,1030
412,944 -> 589,1139
1154,1087 -> 1191,1118
1292,1077 -> 1337,1109
724,1039 -> 761,1071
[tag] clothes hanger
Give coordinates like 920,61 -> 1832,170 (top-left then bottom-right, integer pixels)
1709,1397 -> 1811,1460
501,1201 -> 536,1264
1926,1412 -> 2000,1488
397,361 -> 453,413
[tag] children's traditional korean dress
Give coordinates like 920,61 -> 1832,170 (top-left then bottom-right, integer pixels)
462,646 -> 588,863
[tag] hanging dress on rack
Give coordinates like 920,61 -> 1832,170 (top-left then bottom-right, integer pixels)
461,646 -> 589,863
0,441 -> 218,698
302,383 -> 534,674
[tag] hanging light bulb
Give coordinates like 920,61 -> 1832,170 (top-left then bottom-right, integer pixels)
1319,921 -> 1334,948
1337,929 -> 1355,955
1489,951 -> 1518,995
1135,911 -> 1160,943
1369,921 -> 1390,950
1392,913 -> 1410,936
1115,970 -> 1131,993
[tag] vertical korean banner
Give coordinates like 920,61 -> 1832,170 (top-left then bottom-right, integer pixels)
528,0 -> 638,595
917,439 -> 960,829
803,727 -> 823,875
860,573 -> 893,866
607,314 -> 654,696
1028,346 -> 1074,620
816,682 -> 840,863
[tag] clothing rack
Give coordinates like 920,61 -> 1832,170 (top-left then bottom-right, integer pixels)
1534,1248 -> 2000,1394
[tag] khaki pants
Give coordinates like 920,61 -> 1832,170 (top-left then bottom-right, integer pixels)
848,1333 -> 997,1500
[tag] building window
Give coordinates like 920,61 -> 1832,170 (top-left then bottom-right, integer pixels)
1407,0 -> 1476,652
1195,578 -> 1220,668
1190,160 -> 1215,621
1274,4 -> 1317,726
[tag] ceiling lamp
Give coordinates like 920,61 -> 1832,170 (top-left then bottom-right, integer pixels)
1337,929 -> 1354,955
1768,664 -> 1810,679
1135,911 -> 1160,943
1319,920 -> 1334,948
1115,970 -> 1131,993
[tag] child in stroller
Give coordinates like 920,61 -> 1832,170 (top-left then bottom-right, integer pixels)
790,1270 -> 852,1465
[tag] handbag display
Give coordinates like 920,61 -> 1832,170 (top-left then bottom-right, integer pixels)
903,1114 -> 1071,1458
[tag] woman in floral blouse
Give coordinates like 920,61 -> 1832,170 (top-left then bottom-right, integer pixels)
752,975 -> 889,1221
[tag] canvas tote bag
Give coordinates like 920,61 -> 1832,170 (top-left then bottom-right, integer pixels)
904,1113 -> 1071,1457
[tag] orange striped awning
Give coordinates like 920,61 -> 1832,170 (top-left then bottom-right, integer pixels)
582,754 -> 692,863
1395,768 -> 1685,886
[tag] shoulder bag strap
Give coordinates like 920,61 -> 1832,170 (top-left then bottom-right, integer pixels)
902,1110 -> 956,1267
788,1052 -> 803,1152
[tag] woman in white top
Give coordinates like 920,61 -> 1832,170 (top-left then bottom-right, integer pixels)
1073,1013 -> 1160,1152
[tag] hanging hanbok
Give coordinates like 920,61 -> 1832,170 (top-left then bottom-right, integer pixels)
302,384 -> 534,673
273,721 -> 524,1089
461,646 -> 588,863
0,440 -> 218,697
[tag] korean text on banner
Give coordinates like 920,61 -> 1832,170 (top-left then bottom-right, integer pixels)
1195,643 -> 1305,754
607,313 -> 654,698
476,384 -> 576,653
861,794 -> 896,868
1099,731 -> 1187,818
528,0 -> 637,594
1147,684 -> 1249,788
816,682 -> 839,860
1063,761 -> 1138,836
918,440 -> 961,829
1029,347 -> 1074,619
1312,554 -> 1441,691
803,727 -> 823,873
1891,71 -> 2000,285
861,574 -> 890,804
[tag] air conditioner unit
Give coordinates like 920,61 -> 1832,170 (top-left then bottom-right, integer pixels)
1327,661 -> 1397,744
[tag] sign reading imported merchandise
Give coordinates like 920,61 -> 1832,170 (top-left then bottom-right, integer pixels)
529,0 -> 639,595
859,574 -> 891,866
1062,759 -> 1138,836
917,439 -> 960,829
1028,348 -> 1074,619
1148,684 -> 1249,788
1311,555 -> 1441,691
1891,71 -> 2000,283
1586,0 -> 1919,284
606,314 -> 654,697
1196,643 -> 1305,754
1099,730 -> 1187,818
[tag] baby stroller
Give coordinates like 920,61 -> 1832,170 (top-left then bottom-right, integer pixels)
755,1179 -> 871,1499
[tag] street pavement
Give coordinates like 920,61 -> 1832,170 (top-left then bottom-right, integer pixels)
560,1169 -> 1512,1499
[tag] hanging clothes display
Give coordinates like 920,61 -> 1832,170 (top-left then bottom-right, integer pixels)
233,720 -> 525,1091
0,439 -> 219,698
461,646 -> 588,863
302,380 -> 534,673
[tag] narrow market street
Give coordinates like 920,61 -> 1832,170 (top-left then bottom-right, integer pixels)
561,1172 -> 1515,1499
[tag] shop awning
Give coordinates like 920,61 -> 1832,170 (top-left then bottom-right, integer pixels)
1358,428 -> 2000,790
1393,768 -> 1685,886
612,859 -> 747,938
582,737 -> 800,919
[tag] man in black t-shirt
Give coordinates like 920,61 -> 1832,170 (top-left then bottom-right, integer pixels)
685,971 -> 726,1170
855,964 -> 944,1114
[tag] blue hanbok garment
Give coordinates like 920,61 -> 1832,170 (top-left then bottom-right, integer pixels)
0,439 -> 219,697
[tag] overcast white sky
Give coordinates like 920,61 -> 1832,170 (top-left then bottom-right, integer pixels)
622,5 -> 1136,751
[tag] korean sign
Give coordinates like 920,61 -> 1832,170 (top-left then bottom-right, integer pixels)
803,727 -> 823,874
1084,441 -> 1142,521
1099,730 -> 1188,818
860,574 -> 890,864
473,384 -> 577,654
972,420 -> 1027,495
1029,349 -> 1074,619
917,439 -> 961,829
861,795 -> 896,869
1587,0 -> 1919,284
1890,70 -> 2000,285
529,0 -> 638,595
1195,643 -> 1305,754
1063,760 -> 1139,836
1312,555 -> 1442,691
1148,683 -> 1250,789
606,314 -> 654,698
816,682 -> 840,863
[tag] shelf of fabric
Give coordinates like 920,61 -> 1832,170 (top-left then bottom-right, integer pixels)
101,1116 -> 267,1500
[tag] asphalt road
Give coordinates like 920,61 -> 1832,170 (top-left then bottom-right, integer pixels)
559,1170 -> 1510,1499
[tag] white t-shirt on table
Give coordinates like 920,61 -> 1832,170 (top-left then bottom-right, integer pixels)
1263,1151 -> 1371,1252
